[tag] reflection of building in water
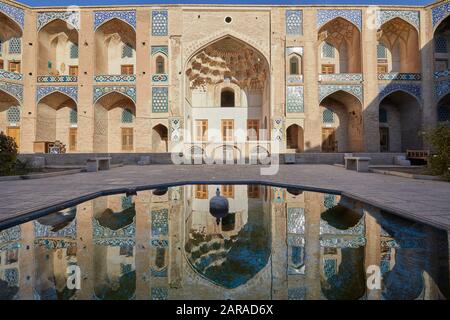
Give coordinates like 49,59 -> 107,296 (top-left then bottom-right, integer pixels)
33,207 -> 77,299
0,185 -> 448,300
93,195 -> 136,300
183,185 -> 271,296
0,226 -> 20,299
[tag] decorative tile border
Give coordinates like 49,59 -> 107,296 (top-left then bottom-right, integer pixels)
151,45 -> 168,56
0,226 -> 21,244
376,10 -> 420,30
286,86 -> 304,113
94,10 -> 136,30
432,1 -> 450,29
37,75 -> 78,83
317,9 -> 362,31
272,118 -> 284,141
37,11 -> 80,31
152,10 -> 168,36
379,83 -> 422,102
319,84 -> 363,103
94,74 -> 136,83
34,218 -> 76,239
0,69 -> 22,81
36,85 -> 78,103
169,117 -> 181,142
0,1 -> 24,29
287,75 -> 303,84
286,47 -> 303,56
286,10 -> 303,36
0,81 -> 23,103
434,70 -> 450,80
318,73 -> 363,82
435,80 -> 450,101
152,74 -> 168,83
93,216 -> 135,246
93,85 -> 136,103
377,73 -> 422,81
152,87 -> 168,112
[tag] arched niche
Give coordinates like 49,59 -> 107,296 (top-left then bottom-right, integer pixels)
95,18 -> 136,75
377,18 -> 420,73
318,17 -> 362,74
36,91 -> 77,151
320,90 -> 363,152
37,19 -> 79,76
93,91 -> 136,152
378,91 -> 422,152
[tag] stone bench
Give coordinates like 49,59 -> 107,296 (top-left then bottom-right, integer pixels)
344,156 -> 371,172
86,157 -> 112,172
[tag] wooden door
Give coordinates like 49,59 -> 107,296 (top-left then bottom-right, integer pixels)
69,128 -> 77,151
6,127 -> 20,149
380,127 -> 389,152
221,119 -> 234,142
322,128 -> 337,152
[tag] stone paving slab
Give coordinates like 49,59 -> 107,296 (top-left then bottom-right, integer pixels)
0,164 -> 449,230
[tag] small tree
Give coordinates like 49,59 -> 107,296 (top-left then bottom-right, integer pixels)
0,131 -> 18,176
424,124 -> 450,180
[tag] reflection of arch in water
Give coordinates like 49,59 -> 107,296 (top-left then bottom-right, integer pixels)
378,212 -> 449,300
184,202 -> 271,289
33,207 -> 78,300
0,226 -> 21,300
92,199 -> 136,300
320,204 -> 366,300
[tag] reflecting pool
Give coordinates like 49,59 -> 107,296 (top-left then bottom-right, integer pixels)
0,184 -> 448,300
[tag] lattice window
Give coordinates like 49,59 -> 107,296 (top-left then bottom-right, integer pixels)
286,10 -> 302,35
152,87 -> 168,113
379,108 -> 388,123
70,108 -> 77,124
322,108 -> 334,123
435,36 -> 448,54
286,86 -> 304,113
152,10 -> 168,36
323,194 -> 336,209
8,38 -> 21,54
70,44 -> 78,59
322,42 -> 335,58
122,43 -> 133,58
438,105 -> 450,122
7,106 -> 20,125
121,108 -> 133,123
121,195 -> 133,210
377,44 -> 387,59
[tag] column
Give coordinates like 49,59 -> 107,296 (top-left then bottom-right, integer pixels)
77,10 -> 95,152
135,8 -> 152,152
361,8 -> 381,152
20,10 -> 37,153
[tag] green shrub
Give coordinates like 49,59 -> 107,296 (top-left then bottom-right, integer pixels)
424,124 -> 450,180
0,131 -> 18,176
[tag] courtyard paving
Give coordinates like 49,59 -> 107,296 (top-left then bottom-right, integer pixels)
0,164 -> 449,230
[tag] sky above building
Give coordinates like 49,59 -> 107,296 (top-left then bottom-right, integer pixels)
18,0 -> 433,8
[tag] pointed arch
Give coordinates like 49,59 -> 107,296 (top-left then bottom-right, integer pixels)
184,31 -> 270,68
37,12 -> 80,31
0,2 -> 24,32
317,10 -> 362,31
319,86 -> 363,104
93,10 -> 136,31
93,86 -> 136,104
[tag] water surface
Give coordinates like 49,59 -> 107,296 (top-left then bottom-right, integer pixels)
0,184 -> 448,300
